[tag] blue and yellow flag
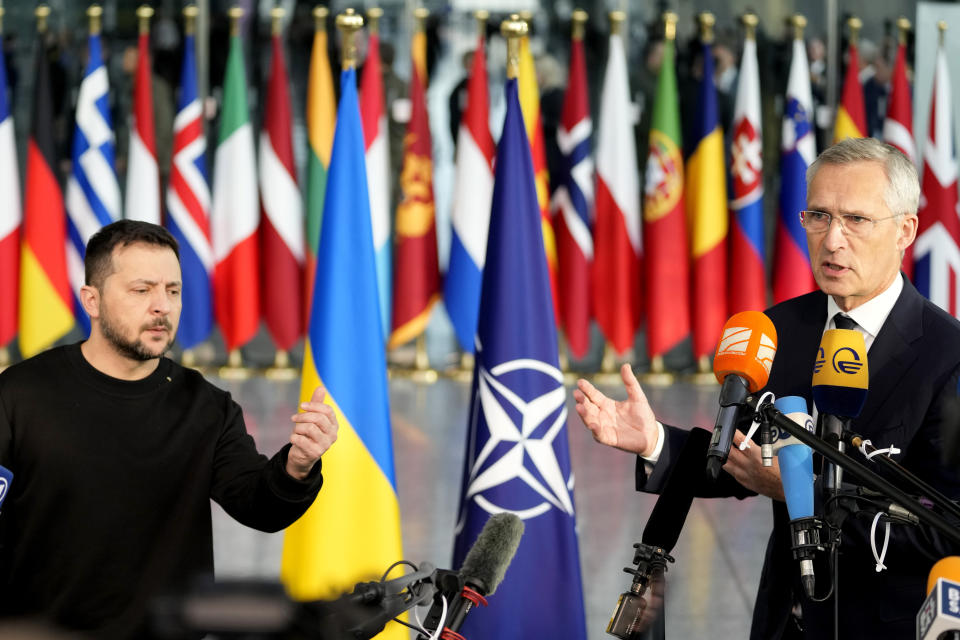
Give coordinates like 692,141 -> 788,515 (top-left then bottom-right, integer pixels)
280,65 -> 404,638
452,76 -> 587,640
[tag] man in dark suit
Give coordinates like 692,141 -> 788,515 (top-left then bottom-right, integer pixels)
574,137 -> 960,639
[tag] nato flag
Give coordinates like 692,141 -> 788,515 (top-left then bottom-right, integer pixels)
451,77 -> 587,639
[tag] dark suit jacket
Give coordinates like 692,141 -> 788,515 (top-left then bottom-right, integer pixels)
639,279 -> 960,639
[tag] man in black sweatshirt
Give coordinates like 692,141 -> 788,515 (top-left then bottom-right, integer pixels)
0,220 -> 338,638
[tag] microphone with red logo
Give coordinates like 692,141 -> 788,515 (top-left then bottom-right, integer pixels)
811,328 -> 868,493
706,311 -> 778,481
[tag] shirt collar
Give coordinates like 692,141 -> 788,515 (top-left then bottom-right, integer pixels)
825,272 -> 903,339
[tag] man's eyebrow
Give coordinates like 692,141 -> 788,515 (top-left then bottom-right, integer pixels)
128,279 -> 183,287
806,205 -> 869,216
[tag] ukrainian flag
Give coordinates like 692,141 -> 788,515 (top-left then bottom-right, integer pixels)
280,63 -> 404,638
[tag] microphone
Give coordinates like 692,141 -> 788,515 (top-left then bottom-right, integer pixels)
812,328 -> 868,493
774,396 -> 820,599
0,465 -> 12,512
706,311 -> 778,480
431,513 -> 524,638
607,427 -> 713,639
917,557 -> 960,640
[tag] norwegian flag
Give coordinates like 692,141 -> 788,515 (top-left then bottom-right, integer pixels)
125,23 -> 159,224
728,32 -> 765,313
914,42 -> 960,316
551,26 -> 593,359
884,38 -> 916,279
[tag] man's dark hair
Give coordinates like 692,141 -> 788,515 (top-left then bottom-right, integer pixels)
85,220 -> 180,289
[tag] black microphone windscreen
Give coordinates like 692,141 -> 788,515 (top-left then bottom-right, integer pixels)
458,513 -> 525,596
641,427 -> 711,552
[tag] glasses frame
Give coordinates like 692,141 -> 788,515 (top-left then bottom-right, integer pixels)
798,210 -> 901,237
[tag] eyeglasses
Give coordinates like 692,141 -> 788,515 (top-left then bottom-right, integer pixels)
799,210 -> 900,238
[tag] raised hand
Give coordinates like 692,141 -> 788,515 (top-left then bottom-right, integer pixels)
573,364 -> 660,456
286,386 -> 339,480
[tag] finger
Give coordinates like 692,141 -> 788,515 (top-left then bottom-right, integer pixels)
292,410 -> 338,435
576,378 -> 608,406
620,364 -> 645,402
309,386 -> 327,405
296,402 -> 335,419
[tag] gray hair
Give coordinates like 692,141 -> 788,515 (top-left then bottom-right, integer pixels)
806,137 -> 920,216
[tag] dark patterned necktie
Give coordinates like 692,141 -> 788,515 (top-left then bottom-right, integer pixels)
833,313 -> 858,331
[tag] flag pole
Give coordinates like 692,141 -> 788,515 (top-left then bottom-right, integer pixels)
897,16 -> 911,46
179,3 -> 201,371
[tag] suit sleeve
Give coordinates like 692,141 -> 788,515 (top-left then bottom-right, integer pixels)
210,395 -> 324,533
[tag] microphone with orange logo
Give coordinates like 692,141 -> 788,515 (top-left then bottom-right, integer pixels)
706,311 -> 778,481
917,557 -> 960,640
811,328 -> 868,493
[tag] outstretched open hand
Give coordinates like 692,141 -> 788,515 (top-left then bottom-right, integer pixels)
573,364 -> 660,457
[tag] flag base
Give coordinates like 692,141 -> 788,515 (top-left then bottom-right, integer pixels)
689,355 -> 718,386
265,349 -> 299,381
0,346 -> 9,373
219,349 -> 255,380
641,355 -> 675,387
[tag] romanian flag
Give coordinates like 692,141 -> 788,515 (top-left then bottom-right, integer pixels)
0,28 -> 20,350
728,25 -> 766,314
832,39 -> 867,143
643,31 -> 689,359
519,31 -> 559,319
360,16 -> 393,342
389,20 -> 440,348
883,30 -> 916,279
259,21 -> 304,352
593,18 -> 641,356
686,37 -> 727,360
125,13 -> 159,224
773,32 -> 817,303
20,23 -> 72,357
304,9 -> 336,328
280,64 -> 404,640
211,20 -> 259,352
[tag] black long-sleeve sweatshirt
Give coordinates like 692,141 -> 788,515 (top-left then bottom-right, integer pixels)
0,343 -> 324,638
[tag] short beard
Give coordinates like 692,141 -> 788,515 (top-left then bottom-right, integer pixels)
100,313 -> 174,362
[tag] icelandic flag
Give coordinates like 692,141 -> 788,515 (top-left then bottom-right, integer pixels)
445,30 -> 494,353
166,32 -> 213,350
452,76 -> 587,640
728,32 -> 766,314
772,36 -> 817,303
914,41 -> 960,316
66,31 -> 121,334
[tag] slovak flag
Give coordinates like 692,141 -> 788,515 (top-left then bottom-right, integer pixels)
728,29 -> 765,313
772,34 -> 817,303
914,39 -> 960,316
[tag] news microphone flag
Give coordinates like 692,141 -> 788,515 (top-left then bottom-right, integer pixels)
918,558 -> 960,640
211,13 -> 259,353
360,12 -> 392,342
914,27 -> 960,317
773,21 -> 817,303
832,35 -> 868,143
445,20 -> 494,354
0,27 -> 20,350
0,465 -> 11,511
66,23 -> 121,335
643,16 -> 689,360
19,16 -> 72,358
774,396 -> 814,520
812,328 -> 869,418
593,12 -> 641,357
260,17 -> 304,353
280,63 -> 403,637
728,19 -> 766,314
452,74 -> 587,640
125,9 -> 159,225
883,21 -> 916,279
687,25 -> 728,361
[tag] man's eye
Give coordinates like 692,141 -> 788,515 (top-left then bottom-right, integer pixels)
809,211 -> 829,222
845,215 -> 871,226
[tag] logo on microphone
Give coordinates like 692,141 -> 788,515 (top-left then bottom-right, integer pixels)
716,326 -> 776,374
831,347 -> 864,375
813,347 -> 825,374
0,477 -> 7,504
461,359 -> 574,523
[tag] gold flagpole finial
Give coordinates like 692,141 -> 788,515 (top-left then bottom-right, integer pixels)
790,14 -> 807,41
270,6 -> 284,37
939,21 -> 948,47
742,13 -> 758,41
87,4 -> 103,36
663,11 -> 678,41
896,17 -> 911,46
847,16 -> 862,45
474,10 -> 489,38
571,10 -> 587,41
183,4 -> 198,36
313,6 -> 328,32
136,5 -> 153,36
698,12 -> 715,44
414,7 -> 428,32
336,8 -> 363,71
228,6 -> 244,38
501,14 -> 528,80
609,10 -> 625,37
0,5 -> 4,35
36,5 -> 51,34
367,7 -> 383,35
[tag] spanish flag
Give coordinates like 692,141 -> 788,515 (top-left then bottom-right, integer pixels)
280,50 -> 404,639
833,23 -> 867,142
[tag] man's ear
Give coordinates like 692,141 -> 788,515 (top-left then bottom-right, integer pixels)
897,214 -> 918,252
79,285 -> 100,319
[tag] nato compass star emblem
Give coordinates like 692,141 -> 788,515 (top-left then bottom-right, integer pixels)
462,358 -> 574,522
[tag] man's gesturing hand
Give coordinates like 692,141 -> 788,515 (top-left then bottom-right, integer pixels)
573,364 -> 660,457
286,386 -> 339,480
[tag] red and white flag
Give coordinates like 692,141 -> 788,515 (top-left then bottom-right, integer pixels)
259,27 -> 303,351
125,21 -> 159,223
0,40 -> 20,349
883,36 -> 916,278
